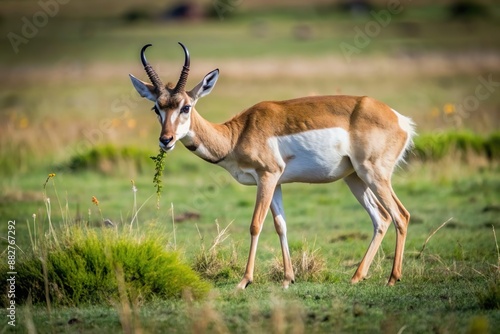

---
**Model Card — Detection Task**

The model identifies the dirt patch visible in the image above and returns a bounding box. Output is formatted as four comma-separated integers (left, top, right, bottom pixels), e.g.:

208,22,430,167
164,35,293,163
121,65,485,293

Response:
330,232,369,243
482,205,500,213
0,189,44,203
175,211,201,223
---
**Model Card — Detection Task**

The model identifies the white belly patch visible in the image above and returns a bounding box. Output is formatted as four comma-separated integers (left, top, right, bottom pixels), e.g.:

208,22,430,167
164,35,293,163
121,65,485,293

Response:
270,128,353,184
218,128,353,186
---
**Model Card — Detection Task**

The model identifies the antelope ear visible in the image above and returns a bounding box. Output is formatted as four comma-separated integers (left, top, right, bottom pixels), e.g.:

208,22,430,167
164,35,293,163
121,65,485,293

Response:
189,69,219,101
129,74,157,101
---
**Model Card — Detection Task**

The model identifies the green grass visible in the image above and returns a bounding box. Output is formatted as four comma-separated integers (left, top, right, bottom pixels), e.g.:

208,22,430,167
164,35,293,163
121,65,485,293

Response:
5,276,500,333
1,3,500,333
1,159,498,332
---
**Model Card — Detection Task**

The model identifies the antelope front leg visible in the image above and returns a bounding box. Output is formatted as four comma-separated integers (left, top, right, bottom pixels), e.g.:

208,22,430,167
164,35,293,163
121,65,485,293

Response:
270,185,295,288
237,173,279,290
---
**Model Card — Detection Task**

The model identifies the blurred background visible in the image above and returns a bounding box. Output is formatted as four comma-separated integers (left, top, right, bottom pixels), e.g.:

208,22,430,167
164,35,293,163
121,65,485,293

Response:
0,0,499,236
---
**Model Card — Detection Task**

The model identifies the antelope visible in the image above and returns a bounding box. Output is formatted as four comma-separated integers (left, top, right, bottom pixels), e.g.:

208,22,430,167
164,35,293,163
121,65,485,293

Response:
129,43,415,289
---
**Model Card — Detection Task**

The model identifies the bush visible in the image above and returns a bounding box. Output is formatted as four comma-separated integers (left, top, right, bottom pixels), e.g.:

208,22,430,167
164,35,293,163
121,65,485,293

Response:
448,1,487,20
61,144,155,175
122,9,152,23
412,131,500,161
484,132,500,161
0,227,210,307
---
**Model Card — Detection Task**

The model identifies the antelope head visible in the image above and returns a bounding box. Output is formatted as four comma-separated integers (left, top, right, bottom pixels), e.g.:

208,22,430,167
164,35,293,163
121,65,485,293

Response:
129,43,219,152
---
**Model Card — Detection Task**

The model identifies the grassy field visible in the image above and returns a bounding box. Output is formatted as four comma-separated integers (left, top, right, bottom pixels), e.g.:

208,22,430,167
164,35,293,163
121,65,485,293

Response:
1,1,499,333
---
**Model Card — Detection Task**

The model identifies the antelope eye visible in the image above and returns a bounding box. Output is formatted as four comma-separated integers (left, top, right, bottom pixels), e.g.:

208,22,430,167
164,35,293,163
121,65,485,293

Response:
181,105,191,114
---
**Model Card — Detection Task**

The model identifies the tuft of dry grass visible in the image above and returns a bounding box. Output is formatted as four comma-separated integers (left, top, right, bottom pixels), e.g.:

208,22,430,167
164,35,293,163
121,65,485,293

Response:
192,221,241,281
269,239,326,283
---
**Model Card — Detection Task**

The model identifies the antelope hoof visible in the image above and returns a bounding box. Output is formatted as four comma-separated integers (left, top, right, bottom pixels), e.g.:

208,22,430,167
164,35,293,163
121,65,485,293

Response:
387,275,401,286
351,273,365,284
236,278,252,290
282,279,294,289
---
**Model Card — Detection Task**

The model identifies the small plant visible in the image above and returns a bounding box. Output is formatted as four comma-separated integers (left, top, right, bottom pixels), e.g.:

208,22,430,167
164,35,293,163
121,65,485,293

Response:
150,149,166,209
42,173,56,189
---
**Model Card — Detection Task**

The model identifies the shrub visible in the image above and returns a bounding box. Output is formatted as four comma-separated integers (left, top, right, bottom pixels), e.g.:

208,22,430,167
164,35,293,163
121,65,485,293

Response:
448,1,487,20
485,132,500,160
0,227,210,307
412,131,500,162
122,9,152,23
61,144,155,175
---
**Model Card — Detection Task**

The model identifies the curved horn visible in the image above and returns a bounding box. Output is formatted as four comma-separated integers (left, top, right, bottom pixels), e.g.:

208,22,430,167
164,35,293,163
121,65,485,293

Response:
173,42,190,94
140,44,166,94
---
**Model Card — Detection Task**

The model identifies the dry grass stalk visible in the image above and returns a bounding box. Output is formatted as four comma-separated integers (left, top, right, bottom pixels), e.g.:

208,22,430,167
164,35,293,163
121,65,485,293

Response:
184,291,229,334
492,225,500,272
209,220,233,253
171,202,176,250
417,217,453,259
270,296,305,334
22,295,36,334
113,264,143,334
271,296,286,334
40,250,52,315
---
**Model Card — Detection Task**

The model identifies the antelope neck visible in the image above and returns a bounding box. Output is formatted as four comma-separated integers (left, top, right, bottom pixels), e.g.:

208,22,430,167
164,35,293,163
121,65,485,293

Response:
181,110,239,164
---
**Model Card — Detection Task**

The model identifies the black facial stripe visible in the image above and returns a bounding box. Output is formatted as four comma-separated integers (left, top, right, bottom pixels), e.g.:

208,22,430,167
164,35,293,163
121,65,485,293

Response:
152,105,160,115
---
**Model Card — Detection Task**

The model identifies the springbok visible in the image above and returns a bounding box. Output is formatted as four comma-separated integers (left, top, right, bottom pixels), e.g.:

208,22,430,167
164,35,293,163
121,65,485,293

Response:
129,43,415,289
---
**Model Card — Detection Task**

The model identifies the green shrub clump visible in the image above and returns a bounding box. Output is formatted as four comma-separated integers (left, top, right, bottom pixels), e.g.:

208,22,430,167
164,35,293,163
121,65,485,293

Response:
412,131,500,161
63,144,155,174
0,228,210,307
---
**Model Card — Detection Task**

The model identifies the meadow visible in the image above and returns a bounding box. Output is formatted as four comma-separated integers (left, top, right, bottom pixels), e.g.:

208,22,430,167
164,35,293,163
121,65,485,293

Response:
0,1,499,333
